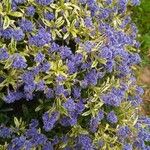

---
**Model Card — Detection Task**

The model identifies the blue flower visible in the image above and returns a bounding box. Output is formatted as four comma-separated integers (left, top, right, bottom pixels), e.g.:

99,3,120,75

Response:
36,0,54,5
11,1,18,11
75,37,81,43
25,92,34,100
107,111,118,124
99,8,111,19
0,126,13,138
26,6,35,16
118,0,128,13
90,110,104,133
8,136,27,150
41,62,51,72
43,142,54,150
81,62,92,70
56,75,65,83
66,60,77,74
59,46,72,59
117,126,130,139
128,95,143,106
75,100,85,114
83,41,95,53
99,46,112,60
72,86,81,98
60,111,78,127
2,28,13,39
120,16,131,28
97,110,104,121
19,19,33,32
49,42,60,52
44,12,55,20
84,17,93,27
102,87,125,107
123,143,132,150
13,0,26,4
0,48,9,60
29,28,51,47
13,29,25,41
60,117,71,127
62,26,67,33
4,91,24,103
90,117,99,133
84,69,98,85
105,0,113,5
88,3,99,16
45,88,54,99
63,98,76,112
29,119,39,128
31,133,47,146
138,116,150,125
131,0,141,6
36,80,45,91
22,71,34,84
138,129,150,142
72,53,83,66
12,54,27,69
42,112,59,131
77,135,93,150
134,139,146,149
136,86,144,96
34,52,45,63
55,85,65,96
79,0,87,4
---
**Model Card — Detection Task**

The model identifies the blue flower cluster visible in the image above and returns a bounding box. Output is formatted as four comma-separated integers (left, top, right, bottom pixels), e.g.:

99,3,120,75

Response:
0,48,9,60
6,120,54,150
0,0,149,149
42,111,59,131
29,28,51,47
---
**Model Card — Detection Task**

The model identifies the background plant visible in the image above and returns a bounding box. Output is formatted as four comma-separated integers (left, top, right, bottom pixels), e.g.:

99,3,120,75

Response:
132,0,150,117
132,0,150,66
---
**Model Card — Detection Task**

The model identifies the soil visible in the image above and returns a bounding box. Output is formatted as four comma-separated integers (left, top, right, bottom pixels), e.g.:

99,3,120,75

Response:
138,67,150,115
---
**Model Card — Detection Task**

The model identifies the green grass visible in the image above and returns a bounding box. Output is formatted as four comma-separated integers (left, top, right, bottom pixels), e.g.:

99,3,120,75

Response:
132,0,150,66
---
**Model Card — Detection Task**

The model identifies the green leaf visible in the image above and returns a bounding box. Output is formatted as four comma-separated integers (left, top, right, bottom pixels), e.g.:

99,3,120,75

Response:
63,32,70,40
4,0,11,13
82,110,91,116
8,11,23,17
56,19,65,28
56,98,61,108
51,30,56,39
35,105,43,112
14,117,20,128
3,16,10,30
71,30,77,38
0,3,3,14
55,16,63,25
4,58,13,69
59,106,68,116
92,60,98,68
55,30,63,38
80,129,89,135
50,4,57,9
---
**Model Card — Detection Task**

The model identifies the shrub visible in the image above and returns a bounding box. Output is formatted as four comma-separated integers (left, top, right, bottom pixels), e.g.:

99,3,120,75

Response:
0,0,149,149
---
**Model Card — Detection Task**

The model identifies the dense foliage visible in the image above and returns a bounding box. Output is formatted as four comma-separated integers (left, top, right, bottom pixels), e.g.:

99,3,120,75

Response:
0,0,150,149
